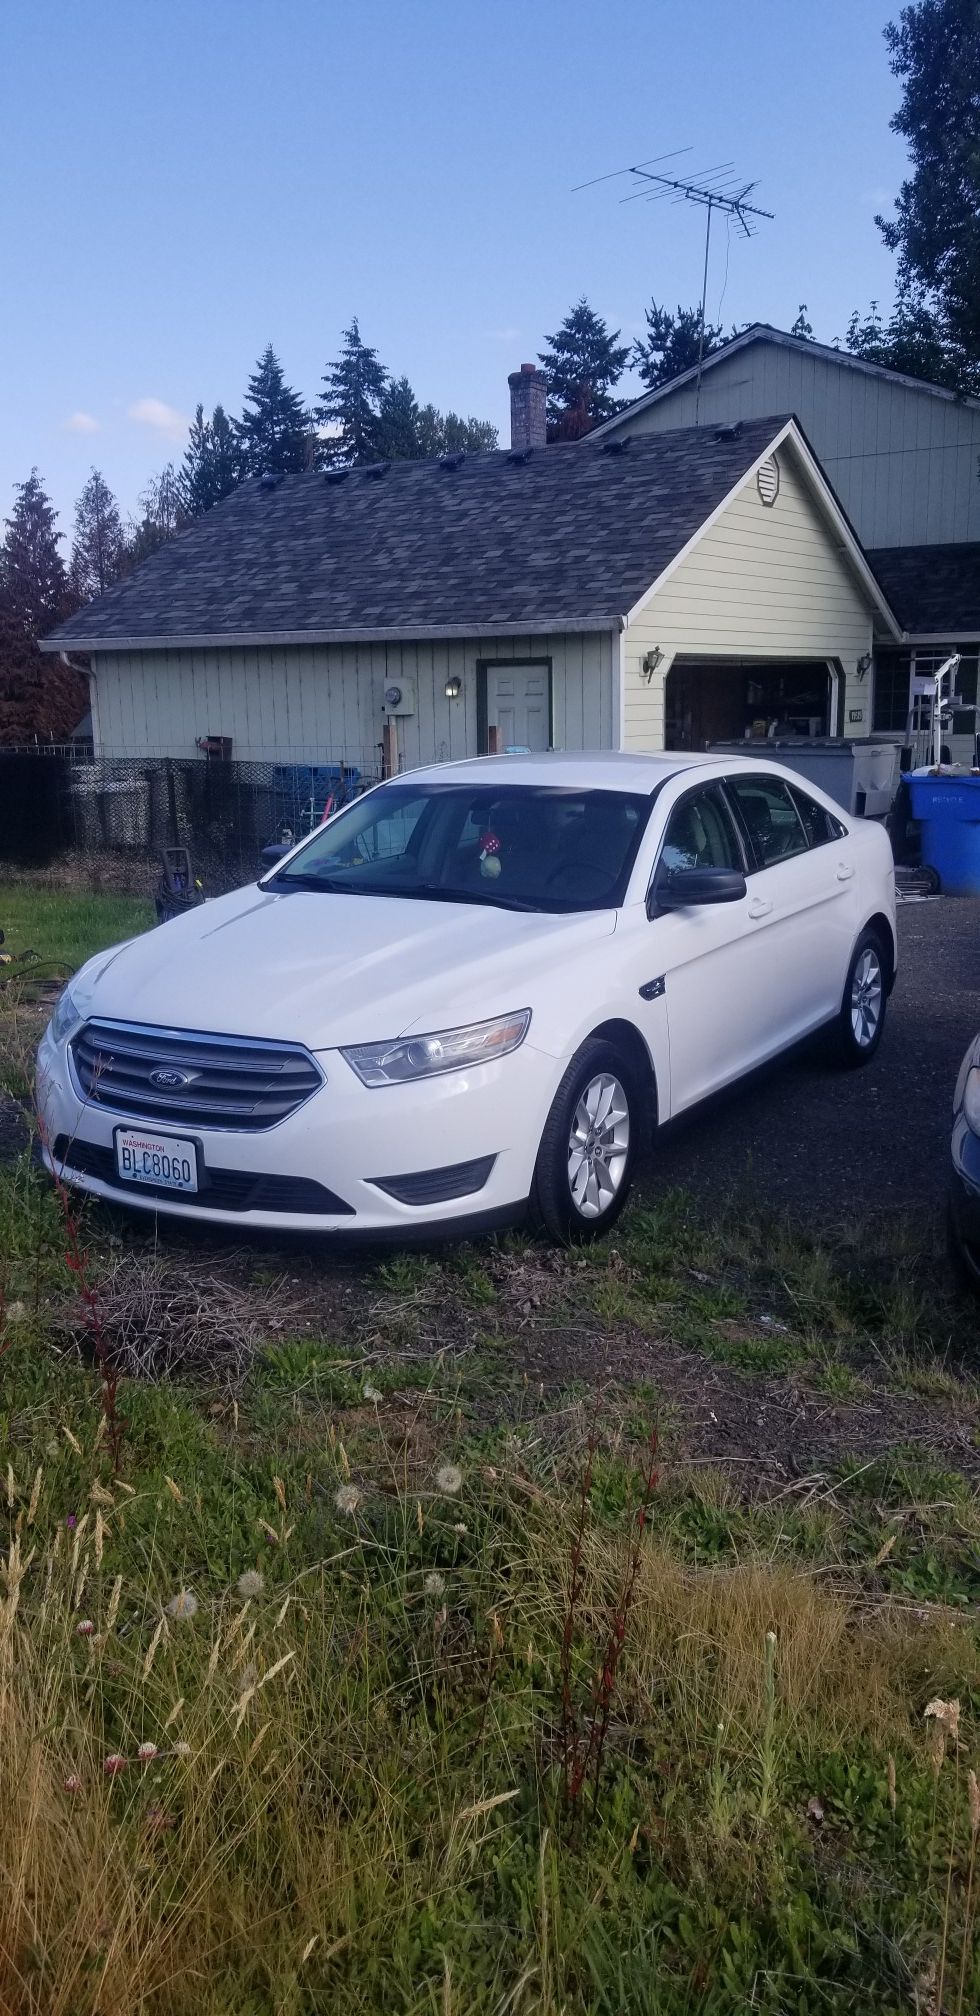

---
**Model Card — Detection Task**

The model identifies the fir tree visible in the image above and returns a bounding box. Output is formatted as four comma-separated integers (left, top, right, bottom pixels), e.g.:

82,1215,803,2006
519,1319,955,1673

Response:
1,469,68,639
538,298,630,431
70,469,124,601
375,376,421,460
236,345,311,478
632,302,724,391
315,318,388,466
179,404,241,516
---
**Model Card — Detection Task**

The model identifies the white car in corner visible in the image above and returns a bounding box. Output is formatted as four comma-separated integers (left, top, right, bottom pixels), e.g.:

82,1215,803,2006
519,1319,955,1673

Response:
37,752,896,1244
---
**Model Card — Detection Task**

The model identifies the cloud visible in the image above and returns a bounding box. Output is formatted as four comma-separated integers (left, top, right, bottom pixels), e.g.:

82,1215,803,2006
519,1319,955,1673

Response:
63,410,100,434
127,396,189,442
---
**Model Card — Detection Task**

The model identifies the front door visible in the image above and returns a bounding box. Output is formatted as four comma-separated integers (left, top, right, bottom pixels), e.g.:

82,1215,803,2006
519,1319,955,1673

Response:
486,663,551,752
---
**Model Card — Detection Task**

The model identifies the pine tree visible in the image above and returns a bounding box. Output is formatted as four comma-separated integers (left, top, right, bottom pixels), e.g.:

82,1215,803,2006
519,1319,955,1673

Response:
236,345,312,478
538,298,630,431
315,318,388,466
179,404,241,516
632,302,724,391
1,469,68,639
70,469,124,601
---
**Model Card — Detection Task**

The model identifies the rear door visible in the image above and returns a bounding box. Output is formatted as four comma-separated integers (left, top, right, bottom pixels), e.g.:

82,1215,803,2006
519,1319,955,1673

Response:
722,772,858,1045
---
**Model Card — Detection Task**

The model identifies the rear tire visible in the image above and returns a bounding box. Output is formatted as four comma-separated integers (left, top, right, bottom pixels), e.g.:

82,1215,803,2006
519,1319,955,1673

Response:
831,929,888,1068
533,1038,639,1244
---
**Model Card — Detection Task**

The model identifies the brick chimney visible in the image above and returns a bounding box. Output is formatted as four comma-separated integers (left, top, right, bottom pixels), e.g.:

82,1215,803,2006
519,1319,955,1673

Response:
508,363,547,452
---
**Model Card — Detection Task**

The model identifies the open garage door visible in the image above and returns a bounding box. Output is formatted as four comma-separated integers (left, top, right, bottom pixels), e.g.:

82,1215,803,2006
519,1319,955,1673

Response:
665,659,836,751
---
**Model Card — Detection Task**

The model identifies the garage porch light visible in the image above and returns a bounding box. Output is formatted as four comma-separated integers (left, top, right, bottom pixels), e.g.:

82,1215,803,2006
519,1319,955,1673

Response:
641,648,664,684
445,675,462,701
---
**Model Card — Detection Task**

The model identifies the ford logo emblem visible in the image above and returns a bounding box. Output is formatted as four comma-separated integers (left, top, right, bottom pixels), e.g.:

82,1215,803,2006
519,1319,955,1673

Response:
149,1067,196,1090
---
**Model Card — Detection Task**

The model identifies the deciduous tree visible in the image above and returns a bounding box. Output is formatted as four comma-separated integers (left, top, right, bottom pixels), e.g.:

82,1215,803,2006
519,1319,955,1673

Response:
632,301,724,391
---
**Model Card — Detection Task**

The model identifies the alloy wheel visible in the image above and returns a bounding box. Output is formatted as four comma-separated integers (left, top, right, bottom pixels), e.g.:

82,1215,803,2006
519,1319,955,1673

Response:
850,946,883,1049
567,1072,630,1219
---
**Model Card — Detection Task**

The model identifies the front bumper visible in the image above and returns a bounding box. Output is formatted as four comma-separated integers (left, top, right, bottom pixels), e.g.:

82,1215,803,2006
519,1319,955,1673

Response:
36,1025,559,1236
949,1114,980,1287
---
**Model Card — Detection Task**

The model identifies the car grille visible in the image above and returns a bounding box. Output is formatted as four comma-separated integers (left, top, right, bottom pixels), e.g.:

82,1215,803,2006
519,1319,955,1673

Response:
52,1136,353,1216
69,1020,323,1132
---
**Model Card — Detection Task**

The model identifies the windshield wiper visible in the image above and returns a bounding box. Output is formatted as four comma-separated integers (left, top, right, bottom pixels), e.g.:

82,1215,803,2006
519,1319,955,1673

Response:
268,872,542,912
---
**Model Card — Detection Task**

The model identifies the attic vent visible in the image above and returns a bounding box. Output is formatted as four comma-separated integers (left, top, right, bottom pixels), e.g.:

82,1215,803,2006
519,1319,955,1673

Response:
600,437,631,456
363,460,391,479
438,451,466,471
757,455,780,507
507,446,533,465
713,421,744,443
259,471,283,489
324,468,349,485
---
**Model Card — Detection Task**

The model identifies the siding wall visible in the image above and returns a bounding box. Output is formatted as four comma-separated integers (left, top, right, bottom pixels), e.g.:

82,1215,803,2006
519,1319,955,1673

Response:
607,341,980,548
91,631,615,766
622,443,875,750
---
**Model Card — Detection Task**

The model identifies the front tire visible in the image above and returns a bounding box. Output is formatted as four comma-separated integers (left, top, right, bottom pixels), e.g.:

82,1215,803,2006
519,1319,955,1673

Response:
831,929,888,1068
533,1038,639,1244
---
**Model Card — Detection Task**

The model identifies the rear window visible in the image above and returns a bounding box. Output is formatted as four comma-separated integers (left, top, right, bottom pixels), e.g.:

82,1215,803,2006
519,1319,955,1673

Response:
789,784,847,847
726,776,809,868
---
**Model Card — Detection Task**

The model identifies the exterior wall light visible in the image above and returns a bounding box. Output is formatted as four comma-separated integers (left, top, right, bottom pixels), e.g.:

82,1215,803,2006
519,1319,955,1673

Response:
856,653,872,679
445,675,462,701
641,647,664,684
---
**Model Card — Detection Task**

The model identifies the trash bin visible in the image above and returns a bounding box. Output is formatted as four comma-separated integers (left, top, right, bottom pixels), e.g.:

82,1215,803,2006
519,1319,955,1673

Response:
903,773,980,896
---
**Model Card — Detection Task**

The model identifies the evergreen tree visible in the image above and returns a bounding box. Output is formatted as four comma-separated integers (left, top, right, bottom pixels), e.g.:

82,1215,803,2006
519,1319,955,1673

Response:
538,298,630,431
315,318,388,466
1,469,68,639
236,344,311,477
375,375,421,460
438,412,498,454
70,469,124,601
877,0,980,384
632,302,724,391
180,403,242,516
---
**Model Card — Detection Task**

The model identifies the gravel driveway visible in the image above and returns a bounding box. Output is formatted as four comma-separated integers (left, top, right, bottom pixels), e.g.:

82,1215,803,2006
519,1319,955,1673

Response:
642,897,980,1226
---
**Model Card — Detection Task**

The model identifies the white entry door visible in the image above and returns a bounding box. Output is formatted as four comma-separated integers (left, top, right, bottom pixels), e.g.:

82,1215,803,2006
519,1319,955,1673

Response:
486,663,551,752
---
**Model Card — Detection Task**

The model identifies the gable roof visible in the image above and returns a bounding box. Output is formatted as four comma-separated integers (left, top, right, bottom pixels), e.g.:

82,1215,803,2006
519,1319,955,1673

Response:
590,323,980,441
868,542,980,640
45,415,867,654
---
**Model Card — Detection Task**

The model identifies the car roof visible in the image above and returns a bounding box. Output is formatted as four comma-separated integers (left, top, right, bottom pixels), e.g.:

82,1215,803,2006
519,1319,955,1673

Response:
397,749,813,795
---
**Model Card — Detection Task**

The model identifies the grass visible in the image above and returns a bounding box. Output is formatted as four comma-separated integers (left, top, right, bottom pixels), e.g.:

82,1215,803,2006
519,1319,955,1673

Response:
0,884,154,972
3,884,980,2012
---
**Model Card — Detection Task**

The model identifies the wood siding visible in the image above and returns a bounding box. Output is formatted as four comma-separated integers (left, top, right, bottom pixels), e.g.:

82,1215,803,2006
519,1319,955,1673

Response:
608,341,980,549
623,443,874,750
90,631,615,765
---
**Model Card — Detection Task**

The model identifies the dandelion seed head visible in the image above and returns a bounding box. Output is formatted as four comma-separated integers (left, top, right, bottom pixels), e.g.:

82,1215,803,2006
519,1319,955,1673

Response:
236,1569,265,1600
435,1463,463,1496
424,1571,445,1597
334,1484,361,1516
166,1589,198,1621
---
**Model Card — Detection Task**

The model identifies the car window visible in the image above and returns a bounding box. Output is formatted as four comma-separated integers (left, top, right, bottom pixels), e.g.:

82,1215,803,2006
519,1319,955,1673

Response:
659,787,742,875
726,776,809,869
789,784,847,848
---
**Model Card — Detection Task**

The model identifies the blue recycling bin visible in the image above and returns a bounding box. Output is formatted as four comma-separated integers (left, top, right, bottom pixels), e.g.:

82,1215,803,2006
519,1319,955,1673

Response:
904,773,980,895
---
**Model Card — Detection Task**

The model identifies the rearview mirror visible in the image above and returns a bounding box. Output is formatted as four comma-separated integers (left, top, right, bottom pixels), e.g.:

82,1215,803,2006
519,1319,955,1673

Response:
649,867,747,915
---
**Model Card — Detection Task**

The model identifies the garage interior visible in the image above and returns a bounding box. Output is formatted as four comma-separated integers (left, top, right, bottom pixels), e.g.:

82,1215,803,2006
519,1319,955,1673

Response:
664,658,842,751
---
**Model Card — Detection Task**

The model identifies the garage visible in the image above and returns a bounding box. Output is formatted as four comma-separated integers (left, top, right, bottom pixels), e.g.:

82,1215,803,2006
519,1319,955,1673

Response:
664,658,842,751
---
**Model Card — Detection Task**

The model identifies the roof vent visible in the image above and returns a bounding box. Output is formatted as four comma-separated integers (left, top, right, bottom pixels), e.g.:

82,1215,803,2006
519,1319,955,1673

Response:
600,437,631,456
363,460,392,479
438,451,466,471
713,421,744,442
259,471,283,489
507,445,533,465
324,467,349,485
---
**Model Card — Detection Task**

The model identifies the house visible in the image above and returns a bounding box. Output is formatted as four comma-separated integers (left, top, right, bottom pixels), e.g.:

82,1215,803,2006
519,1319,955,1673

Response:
592,325,980,762
42,380,899,769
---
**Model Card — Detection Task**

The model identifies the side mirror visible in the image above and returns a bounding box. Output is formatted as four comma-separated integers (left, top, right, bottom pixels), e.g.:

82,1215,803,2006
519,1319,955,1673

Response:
648,867,747,915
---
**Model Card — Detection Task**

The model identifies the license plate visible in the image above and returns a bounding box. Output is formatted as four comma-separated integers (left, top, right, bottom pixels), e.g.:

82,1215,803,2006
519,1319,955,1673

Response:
115,1128,198,1194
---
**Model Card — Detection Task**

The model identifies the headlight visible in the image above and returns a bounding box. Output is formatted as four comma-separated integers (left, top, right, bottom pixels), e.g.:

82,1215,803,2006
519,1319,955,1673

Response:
964,1066,980,1136
341,1009,531,1088
47,984,83,1047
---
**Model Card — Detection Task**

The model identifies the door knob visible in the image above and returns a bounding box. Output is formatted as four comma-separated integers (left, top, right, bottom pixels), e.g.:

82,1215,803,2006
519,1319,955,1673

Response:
747,896,773,919
836,862,855,881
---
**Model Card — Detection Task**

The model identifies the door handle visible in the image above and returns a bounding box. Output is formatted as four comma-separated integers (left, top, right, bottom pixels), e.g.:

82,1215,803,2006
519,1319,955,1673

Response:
835,862,855,882
747,896,773,919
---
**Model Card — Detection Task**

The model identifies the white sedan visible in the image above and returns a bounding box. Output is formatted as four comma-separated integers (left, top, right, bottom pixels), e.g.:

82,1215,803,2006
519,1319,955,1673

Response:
37,752,896,1243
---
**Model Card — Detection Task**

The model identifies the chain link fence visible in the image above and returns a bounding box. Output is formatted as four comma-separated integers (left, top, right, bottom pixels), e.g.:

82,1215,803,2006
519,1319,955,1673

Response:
0,750,383,887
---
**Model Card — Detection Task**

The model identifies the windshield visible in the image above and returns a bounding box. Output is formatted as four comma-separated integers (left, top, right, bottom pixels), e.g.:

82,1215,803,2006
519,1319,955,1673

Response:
266,783,652,912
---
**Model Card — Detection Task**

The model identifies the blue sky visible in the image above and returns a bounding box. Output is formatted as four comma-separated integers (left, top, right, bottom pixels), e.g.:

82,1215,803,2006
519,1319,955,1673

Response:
1,0,907,539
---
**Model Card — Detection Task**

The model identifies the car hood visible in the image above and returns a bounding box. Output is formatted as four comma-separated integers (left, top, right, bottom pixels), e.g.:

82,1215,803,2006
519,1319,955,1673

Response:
74,883,618,1048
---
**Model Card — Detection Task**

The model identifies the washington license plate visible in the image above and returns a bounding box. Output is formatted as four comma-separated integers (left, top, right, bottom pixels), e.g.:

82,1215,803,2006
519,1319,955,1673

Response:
115,1128,198,1193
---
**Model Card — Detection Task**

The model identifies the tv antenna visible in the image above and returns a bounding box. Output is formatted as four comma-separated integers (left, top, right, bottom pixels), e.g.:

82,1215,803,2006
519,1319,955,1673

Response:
574,149,774,420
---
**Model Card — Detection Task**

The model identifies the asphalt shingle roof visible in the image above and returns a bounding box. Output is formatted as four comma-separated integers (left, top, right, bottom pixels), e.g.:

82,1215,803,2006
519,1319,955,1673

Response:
867,543,980,638
44,417,790,651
